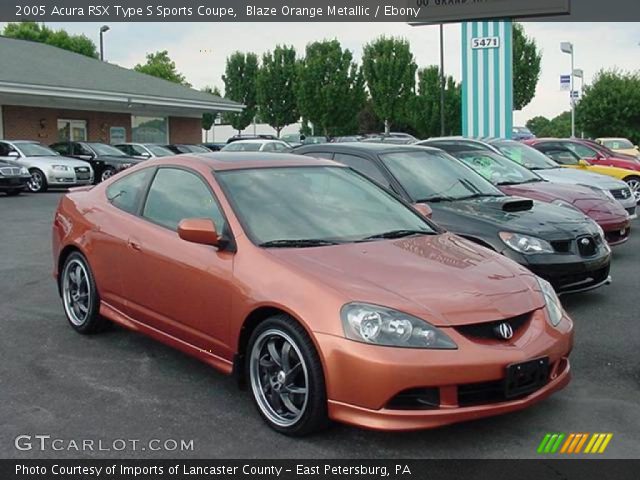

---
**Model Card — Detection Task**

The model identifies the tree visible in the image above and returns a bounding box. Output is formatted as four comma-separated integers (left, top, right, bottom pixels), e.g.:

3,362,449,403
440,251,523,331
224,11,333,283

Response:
222,52,259,133
513,23,542,111
134,51,191,86
577,69,640,143
525,116,552,137
3,22,98,58
411,66,462,139
362,37,417,134
525,111,574,138
202,86,222,131
296,40,365,136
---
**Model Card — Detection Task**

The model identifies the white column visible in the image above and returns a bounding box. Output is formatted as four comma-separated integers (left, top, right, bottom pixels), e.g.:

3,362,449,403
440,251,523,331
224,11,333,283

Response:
0,105,4,139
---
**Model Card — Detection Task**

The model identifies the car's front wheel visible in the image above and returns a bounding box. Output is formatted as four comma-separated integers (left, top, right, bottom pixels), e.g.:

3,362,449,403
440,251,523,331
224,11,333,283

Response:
27,169,47,193
100,167,116,183
60,251,107,334
247,314,329,436
624,175,640,202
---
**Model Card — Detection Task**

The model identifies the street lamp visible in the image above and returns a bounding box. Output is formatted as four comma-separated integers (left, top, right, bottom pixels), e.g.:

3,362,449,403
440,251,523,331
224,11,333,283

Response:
439,24,446,136
99,25,110,61
560,41,575,137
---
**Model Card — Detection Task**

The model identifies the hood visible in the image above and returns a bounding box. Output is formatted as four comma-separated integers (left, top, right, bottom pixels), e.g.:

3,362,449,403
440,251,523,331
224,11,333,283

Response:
23,155,92,168
430,196,596,241
267,233,543,327
536,168,628,190
499,182,628,219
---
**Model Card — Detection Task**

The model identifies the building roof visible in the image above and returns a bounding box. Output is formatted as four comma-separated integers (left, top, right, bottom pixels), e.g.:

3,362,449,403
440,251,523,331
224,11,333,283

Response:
0,36,243,117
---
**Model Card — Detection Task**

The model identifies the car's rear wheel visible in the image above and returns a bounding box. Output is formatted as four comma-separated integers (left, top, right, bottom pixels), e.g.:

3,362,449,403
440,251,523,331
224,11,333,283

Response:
100,167,116,183
247,314,328,436
624,176,640,202
27,169,47,193
60,251,107,334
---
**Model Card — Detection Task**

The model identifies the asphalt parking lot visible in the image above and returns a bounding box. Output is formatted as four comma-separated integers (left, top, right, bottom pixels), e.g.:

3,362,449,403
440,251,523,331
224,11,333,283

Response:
1,192,638,459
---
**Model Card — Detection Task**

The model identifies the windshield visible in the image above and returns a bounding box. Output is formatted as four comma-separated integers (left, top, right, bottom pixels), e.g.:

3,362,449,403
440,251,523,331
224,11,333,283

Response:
17,143,59,157
222,142,263,152
493,140,560,170
147,145,174,157
184,145,210,153
87,143,127,157
453,151,541,185
379,150,503,202
603,139,634,150
217,166,436,246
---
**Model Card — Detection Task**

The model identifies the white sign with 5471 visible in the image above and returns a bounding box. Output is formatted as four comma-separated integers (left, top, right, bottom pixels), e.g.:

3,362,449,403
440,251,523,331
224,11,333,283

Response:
471,36,500,50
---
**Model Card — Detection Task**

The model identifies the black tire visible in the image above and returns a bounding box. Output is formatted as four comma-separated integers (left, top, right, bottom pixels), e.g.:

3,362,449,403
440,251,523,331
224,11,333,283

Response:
27,169,48,193
6,189,22,196
100,167,116,183
246,314,329,436
59,251,108,334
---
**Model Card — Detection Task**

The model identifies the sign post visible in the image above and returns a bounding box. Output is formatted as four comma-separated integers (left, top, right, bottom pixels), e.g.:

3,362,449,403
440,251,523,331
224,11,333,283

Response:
461,20,513,138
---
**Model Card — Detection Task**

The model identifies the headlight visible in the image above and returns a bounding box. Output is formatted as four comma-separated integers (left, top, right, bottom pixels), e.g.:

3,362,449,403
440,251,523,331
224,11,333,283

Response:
20,167,29,175
341,303,457,349
581,184,615,200
551,199,581,212
537,277,563,327
51,165,70,171
499,232,554,254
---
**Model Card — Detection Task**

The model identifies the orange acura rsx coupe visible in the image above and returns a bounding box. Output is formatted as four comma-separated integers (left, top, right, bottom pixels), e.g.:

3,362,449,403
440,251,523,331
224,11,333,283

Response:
52,153,573,435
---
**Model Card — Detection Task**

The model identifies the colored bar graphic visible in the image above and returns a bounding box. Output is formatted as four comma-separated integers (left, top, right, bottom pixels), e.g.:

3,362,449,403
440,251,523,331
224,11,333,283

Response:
539,433,613,454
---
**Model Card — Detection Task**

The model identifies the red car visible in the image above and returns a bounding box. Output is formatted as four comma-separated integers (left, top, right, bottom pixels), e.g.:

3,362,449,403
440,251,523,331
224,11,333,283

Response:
526,138,640,173
449,150,632,245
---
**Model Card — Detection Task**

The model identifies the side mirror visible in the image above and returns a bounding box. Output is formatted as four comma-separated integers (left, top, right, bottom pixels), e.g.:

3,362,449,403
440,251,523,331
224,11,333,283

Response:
178,218,220,247
578,159,591,167
140,152,152,159
7,151,19,158
413,203,433,219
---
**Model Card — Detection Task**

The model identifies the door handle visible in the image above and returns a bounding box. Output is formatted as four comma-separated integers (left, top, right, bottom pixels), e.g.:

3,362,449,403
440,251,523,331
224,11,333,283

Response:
127,239,142,251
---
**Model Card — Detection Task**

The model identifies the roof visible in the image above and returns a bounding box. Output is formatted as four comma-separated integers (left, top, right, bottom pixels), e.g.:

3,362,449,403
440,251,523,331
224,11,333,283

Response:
0,36,242,115
298,142,441,155
184,152,341,171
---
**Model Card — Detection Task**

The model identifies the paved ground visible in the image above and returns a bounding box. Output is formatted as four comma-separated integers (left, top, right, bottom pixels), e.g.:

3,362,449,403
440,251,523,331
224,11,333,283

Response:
1,192,638,459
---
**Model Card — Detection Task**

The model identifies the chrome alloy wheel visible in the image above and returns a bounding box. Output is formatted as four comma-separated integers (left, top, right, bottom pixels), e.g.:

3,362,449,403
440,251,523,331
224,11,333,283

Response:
101,168,115,182
626,178,640,202
250,329,309,427
62,259,92,326
27,170,44,192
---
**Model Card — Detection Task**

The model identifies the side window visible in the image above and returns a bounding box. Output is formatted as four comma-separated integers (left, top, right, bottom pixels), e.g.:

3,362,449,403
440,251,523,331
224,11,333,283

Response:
261,143,276,152
106,168,154,214
566,143,597,159
143,168,226,232
74,144,93,156
52,143,70,155
118,145,133,155
544,149,578,165
273,142,288,151
333,153,391,188
303,152,333,160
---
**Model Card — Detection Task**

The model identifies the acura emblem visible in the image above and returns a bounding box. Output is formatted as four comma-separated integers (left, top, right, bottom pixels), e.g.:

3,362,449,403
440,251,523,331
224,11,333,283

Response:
495,322,514,340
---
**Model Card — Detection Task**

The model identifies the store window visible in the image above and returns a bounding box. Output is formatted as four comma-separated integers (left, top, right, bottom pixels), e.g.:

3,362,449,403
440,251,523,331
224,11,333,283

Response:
58,120,87,141
132,116,168,144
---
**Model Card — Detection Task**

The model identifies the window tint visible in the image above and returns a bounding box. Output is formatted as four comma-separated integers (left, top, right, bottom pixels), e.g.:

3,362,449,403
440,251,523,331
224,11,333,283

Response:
106,168,154,214
51,143,70,155
74,143,93,156
261,142,276,152
334,153,391,188
143,168,226,232
565,142,597,159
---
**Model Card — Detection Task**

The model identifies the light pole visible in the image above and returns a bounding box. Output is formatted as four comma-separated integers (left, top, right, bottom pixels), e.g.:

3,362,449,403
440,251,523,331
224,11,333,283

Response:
439,24,446,136
99,25,110,61
560,42,575,137
573,68,584,94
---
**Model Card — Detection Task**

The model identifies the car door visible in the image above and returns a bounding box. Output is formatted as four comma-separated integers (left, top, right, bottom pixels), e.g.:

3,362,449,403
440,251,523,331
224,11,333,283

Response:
120,166,235,356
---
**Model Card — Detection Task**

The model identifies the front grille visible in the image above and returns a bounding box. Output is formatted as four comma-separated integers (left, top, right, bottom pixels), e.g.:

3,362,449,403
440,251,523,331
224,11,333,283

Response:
611,187,632,200
577,235,597,257
455,313,531,340
552,265,610,293
551,240,572,253
0,166,21,176
627,207,637,217
74,167,91,180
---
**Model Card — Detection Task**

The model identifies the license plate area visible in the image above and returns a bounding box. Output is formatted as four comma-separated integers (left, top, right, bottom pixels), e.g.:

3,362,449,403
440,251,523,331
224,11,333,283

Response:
504,357,549,399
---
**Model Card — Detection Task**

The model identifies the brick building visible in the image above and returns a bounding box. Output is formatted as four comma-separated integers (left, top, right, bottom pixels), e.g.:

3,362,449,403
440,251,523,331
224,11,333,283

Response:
0,36,242,145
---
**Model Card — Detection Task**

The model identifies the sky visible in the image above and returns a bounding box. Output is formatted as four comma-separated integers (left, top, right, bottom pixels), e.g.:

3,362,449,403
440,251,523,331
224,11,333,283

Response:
4,21,640,125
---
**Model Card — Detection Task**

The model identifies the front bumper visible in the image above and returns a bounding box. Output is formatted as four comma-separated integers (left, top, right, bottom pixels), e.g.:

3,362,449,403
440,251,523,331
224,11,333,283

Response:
316,308,573,431
599,218,631,246
47,170,93,188
502,246,611,295
0,176,29,191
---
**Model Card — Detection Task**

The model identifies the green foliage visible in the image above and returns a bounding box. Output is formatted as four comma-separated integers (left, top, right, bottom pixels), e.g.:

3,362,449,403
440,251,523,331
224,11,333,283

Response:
134,51,191,86
526,111,573,138
222,52,259,132
3,22,98,58
202,86,222,131
410,66,462,139
577,69,640,143
362,37,417,133
296,40,365,136
513,23,542,111
257,45,299,136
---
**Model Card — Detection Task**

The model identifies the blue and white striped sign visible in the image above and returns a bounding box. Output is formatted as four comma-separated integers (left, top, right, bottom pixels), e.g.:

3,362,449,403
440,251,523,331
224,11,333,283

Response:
462,20,513,139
